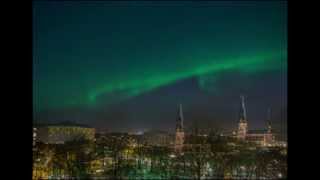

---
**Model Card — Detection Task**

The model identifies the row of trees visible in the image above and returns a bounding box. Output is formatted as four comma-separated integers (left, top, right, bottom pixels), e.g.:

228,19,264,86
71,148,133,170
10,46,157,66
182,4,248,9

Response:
178,131,287,179
33,138,95,179
94,131,287,179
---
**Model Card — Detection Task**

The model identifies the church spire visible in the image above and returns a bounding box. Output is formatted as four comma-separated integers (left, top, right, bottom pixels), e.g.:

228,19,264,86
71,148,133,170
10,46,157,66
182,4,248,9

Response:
267,108,271,122
239,95,247,122
175,104,185,152
176,104,184,132
237,95,248,140
267,108,272,133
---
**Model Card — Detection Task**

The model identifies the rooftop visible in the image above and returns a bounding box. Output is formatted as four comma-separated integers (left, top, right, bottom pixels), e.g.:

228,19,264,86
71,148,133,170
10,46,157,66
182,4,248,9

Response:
33,121,92,128
247,129,269,134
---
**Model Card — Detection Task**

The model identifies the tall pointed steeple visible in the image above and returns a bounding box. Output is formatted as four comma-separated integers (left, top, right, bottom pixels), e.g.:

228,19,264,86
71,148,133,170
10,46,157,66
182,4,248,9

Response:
176,104,184,132
175,104,185,152
264,107,275,146
239,95,247,122
267,108,272,133
267,108,271,122
237,95,248,140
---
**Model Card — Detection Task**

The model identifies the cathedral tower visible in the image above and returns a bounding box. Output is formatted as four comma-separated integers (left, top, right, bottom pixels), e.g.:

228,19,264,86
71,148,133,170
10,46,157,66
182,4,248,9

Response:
267,108,272,133
237,95,248,140
175,104,185,152
265,108,275,146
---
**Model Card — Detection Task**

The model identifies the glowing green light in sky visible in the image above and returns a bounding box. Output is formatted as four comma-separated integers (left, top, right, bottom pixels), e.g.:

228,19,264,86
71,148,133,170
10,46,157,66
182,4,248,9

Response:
88,50,286,106
33,1,287,112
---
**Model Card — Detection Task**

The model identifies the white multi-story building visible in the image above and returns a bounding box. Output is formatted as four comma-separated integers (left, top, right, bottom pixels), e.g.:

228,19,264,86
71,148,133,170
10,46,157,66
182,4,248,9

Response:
35,122,95,144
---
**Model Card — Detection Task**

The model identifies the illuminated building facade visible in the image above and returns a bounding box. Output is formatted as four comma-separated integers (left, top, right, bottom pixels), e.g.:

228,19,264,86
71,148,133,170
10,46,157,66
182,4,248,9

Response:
142,130,173,146
236,96,276,147
35,122,95,144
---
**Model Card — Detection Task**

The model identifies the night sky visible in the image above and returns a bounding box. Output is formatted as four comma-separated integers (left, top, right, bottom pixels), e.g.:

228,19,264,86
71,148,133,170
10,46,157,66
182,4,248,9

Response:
33,1,287,134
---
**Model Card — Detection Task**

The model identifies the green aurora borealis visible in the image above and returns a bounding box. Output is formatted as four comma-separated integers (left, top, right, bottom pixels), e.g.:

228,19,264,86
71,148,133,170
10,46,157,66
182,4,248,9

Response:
33,1,287,122
89,51,286,105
